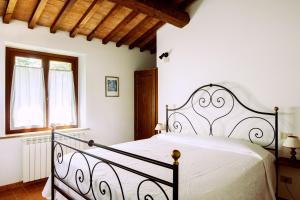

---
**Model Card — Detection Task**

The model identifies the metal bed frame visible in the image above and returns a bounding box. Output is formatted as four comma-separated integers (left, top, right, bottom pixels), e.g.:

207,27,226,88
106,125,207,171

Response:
51,131,180,200
166,83,279,198
51,83,279,200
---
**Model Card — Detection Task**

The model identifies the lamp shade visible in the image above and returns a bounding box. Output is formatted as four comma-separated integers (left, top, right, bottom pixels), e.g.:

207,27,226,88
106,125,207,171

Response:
283,136,300,148
155,123,165,131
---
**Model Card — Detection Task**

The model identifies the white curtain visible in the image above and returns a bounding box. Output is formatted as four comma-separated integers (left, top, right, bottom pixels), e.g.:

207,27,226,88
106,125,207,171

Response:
48,69,76,126
10,65,46,129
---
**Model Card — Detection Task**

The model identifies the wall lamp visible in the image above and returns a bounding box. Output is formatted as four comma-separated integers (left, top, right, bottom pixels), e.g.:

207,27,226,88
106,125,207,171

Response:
159,52,169,60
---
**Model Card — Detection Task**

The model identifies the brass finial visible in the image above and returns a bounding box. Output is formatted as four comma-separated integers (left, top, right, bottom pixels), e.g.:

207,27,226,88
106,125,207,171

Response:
274,107,279,112
88,140,95,147
172,150,181,165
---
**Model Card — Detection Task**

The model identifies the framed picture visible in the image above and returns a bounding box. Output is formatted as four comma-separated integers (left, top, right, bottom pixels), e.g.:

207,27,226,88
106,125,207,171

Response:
105,76,119,97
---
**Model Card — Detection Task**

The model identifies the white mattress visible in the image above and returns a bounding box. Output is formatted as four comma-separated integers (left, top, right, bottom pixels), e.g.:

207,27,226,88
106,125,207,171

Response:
43,133,276,200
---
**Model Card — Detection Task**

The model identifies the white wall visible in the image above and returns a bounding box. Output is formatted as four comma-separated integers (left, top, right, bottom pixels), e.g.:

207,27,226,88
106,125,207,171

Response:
157,0,300,198
157,0,300,139
0,20,155,186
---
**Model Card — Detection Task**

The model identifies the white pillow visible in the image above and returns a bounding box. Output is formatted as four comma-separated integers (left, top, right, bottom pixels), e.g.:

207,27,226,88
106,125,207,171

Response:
154,132,274,160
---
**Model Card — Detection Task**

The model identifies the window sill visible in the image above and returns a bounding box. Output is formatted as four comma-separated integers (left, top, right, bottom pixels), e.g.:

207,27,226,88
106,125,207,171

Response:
0,128,90,140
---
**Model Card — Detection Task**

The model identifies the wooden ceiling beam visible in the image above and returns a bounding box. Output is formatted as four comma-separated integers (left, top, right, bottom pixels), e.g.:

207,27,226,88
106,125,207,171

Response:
145,0,194,54
3,0,18,24
87,4,119,41
102,11,139,45
150,48,156,54
28,0,48,29
173,0,185,6
140,38,156,52
138,33,156,49
70,0,101,38
107,0,189,28
116,16,151,47
129,21,164,49
178,0,196,10
50,0,77,33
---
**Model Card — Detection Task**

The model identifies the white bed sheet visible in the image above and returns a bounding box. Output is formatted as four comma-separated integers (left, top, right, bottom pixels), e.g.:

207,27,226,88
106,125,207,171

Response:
43,133,276,200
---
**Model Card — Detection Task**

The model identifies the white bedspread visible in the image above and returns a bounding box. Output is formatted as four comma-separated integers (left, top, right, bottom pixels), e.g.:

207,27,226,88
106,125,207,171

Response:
43,134,275,200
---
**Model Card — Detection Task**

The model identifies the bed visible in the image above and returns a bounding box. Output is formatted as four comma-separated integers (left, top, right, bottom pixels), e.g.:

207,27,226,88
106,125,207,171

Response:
43,83,279,200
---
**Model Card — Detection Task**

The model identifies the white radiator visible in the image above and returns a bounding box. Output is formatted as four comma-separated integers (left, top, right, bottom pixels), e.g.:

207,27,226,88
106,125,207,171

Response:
22,131,87,183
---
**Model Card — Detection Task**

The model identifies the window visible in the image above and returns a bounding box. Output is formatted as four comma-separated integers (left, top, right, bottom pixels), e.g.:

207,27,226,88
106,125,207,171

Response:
6,48,78,134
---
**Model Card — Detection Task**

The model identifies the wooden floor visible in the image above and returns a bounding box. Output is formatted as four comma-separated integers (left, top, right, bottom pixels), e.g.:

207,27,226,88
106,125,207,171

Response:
0,180,47,200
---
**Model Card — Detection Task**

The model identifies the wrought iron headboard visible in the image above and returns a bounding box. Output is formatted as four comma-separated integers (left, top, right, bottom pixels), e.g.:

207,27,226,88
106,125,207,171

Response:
166,83,278,151
166,84,279,198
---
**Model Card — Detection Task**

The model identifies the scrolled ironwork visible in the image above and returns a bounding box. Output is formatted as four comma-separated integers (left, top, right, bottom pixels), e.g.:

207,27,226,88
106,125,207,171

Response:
52,141,174,200
197,89,211,108
137,179,169,200
54,142,64,164
99,181,112,198
172,121,182,133
249,128,264,140
191,88,235,136
228,116,275,148
53,143,93,197
168,87,235,136
166,84,277,149
168,112,197,134
75,168,91,196
90,161,125,200
210,89,235,134
53,142,68,179
53,142,120,199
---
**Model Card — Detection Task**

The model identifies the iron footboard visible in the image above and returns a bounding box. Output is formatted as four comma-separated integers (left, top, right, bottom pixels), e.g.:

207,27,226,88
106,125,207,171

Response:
51,128,180,200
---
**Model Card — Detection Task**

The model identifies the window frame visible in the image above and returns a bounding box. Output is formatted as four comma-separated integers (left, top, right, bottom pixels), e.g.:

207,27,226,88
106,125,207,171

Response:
6,47,78,134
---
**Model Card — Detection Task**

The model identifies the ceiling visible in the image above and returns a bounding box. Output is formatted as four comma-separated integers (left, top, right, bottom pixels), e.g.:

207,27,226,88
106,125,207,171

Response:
1,0,194,54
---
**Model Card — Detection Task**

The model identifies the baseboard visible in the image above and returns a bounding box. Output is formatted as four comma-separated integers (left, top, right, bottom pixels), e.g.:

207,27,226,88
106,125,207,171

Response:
0,178,47,192
0,181,23,193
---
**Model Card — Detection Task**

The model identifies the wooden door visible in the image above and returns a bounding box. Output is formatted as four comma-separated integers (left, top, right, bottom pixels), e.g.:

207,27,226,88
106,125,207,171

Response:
134,68,158,140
